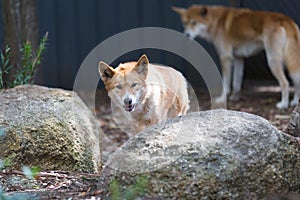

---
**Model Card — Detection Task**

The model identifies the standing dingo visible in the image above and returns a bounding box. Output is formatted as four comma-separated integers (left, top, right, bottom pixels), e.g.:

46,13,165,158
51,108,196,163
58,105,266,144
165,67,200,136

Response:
173,5,300,109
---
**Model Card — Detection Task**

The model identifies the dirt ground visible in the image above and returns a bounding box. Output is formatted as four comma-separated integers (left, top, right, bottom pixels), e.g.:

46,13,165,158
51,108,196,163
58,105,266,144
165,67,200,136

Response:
1,81,297,199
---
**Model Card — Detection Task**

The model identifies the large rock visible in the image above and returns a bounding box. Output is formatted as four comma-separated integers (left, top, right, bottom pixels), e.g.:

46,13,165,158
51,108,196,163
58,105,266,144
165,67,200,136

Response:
287,104,300,137
0,85,101,173
101,109,300,199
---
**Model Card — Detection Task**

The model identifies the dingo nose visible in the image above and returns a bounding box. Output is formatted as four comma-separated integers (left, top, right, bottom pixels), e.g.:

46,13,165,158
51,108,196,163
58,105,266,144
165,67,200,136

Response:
124,97,132,105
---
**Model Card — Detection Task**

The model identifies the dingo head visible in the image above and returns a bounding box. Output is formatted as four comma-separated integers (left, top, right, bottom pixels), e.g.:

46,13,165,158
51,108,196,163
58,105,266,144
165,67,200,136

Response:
172,5,211,40
98,54,149,112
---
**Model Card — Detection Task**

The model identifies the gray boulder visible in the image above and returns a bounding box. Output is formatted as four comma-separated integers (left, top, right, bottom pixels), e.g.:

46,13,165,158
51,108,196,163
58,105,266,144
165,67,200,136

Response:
287,104,300,137
0,85,101,173
101,109,300,199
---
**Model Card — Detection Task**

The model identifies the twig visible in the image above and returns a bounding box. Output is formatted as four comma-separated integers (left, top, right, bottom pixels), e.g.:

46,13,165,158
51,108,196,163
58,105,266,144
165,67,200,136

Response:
0,170,101,179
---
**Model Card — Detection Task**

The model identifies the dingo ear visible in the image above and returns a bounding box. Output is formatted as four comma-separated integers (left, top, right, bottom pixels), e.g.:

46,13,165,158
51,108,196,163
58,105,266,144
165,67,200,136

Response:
134,54,149,79
172,6,186,15
98,61,115,83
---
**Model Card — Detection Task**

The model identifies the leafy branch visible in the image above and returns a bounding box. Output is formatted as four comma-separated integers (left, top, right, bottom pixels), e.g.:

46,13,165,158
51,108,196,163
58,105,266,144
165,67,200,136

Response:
0,46,12,89
0,32,48,89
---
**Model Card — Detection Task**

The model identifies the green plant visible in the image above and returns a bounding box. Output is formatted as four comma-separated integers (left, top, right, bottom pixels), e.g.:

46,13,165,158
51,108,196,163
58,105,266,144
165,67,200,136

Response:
0,187,36,200
21,166,41,179
110,179,120,200
0,32,48,89
0,45,12,89
13,33,48,87
0,187,7,200
109,176,148,200
0,165,41,200
0,158,11,170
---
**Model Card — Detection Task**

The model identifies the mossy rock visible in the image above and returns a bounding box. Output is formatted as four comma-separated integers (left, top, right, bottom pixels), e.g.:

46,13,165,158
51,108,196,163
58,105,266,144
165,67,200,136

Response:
0,85,101,173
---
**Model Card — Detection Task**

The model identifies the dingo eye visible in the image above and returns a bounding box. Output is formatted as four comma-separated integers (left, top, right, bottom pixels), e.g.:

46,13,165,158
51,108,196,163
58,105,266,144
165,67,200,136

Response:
131,83,138,88
116,85,122,89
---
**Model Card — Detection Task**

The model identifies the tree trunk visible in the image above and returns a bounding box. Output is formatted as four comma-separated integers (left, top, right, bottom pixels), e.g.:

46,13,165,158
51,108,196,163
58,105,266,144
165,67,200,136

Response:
287,104,300,137
2,0,39,87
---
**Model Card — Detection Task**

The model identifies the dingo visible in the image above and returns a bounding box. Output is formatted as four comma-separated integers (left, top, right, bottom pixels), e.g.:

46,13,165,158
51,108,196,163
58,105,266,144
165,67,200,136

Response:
173,5,300,109
98,54,190,133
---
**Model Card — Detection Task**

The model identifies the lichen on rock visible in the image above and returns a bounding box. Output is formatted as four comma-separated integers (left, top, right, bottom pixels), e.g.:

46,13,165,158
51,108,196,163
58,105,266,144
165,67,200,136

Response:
0,85,101,173
101,109,300,199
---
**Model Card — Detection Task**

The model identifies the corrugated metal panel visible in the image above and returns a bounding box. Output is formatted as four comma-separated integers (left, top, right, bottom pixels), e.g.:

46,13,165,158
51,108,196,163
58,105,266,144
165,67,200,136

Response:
0,0,3,49
35,0,231,89
1,0,300,88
